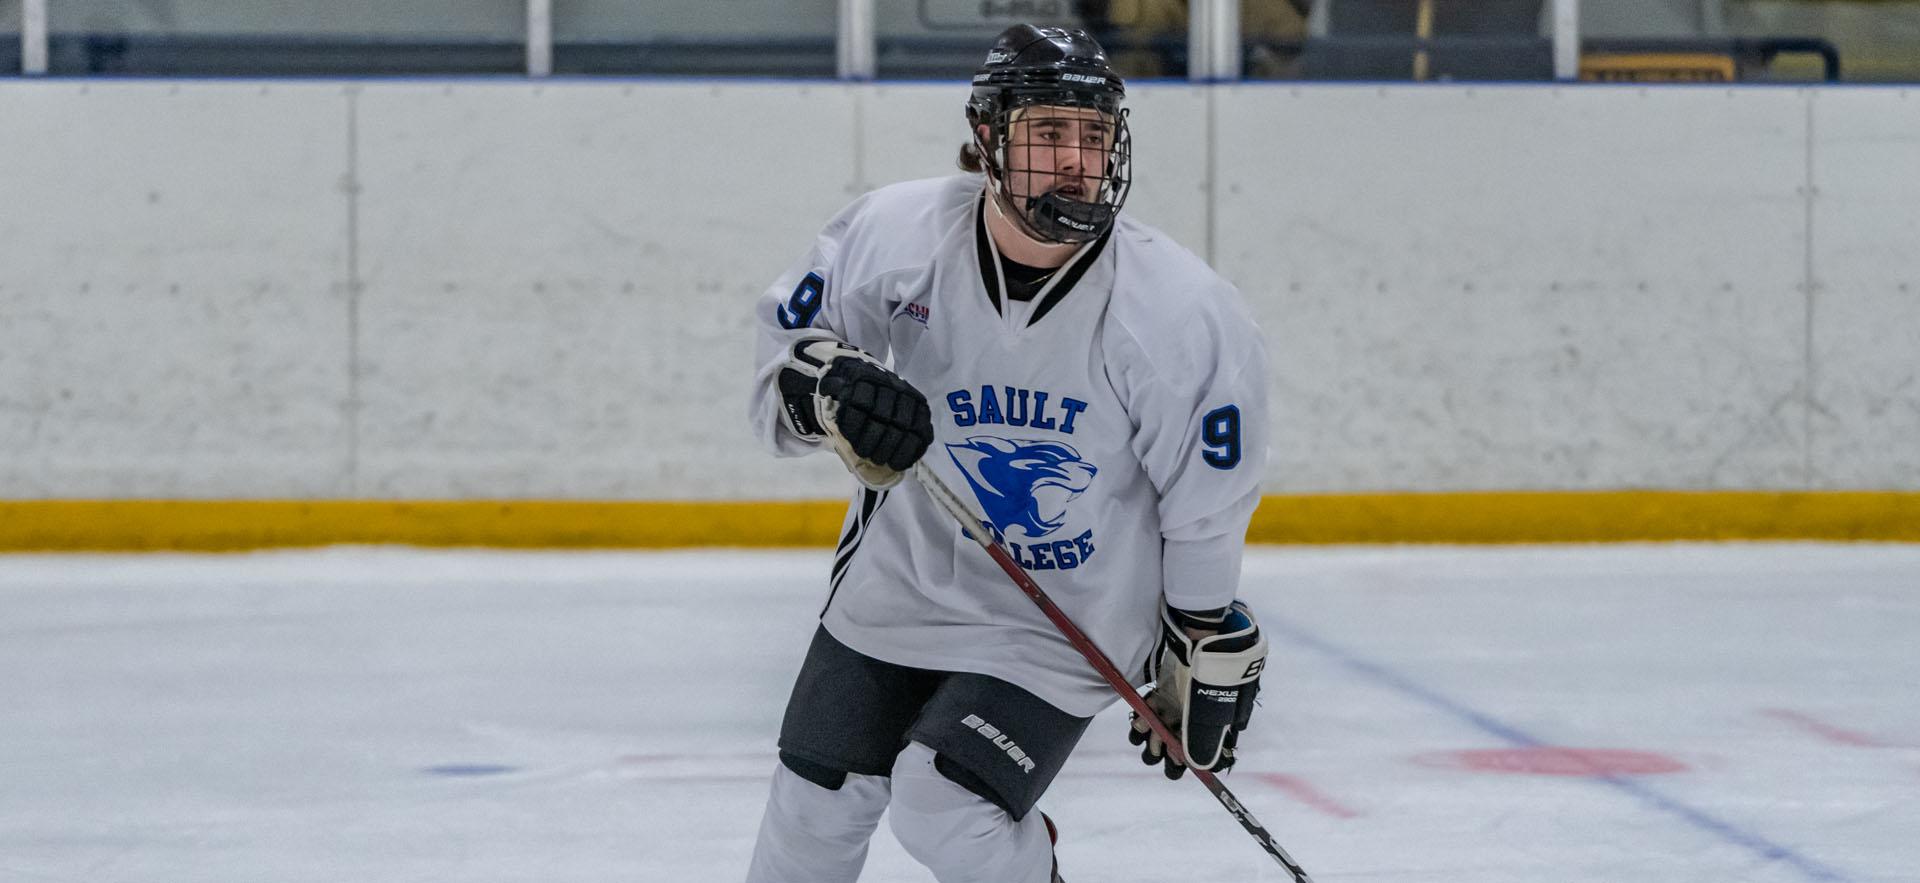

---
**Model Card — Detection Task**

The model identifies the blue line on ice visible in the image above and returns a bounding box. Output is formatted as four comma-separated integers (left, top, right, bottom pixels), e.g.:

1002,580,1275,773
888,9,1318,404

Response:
1265,616,1854,883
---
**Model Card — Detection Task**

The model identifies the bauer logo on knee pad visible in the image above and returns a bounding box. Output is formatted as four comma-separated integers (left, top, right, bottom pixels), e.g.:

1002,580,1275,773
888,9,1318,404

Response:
962,713,1037,774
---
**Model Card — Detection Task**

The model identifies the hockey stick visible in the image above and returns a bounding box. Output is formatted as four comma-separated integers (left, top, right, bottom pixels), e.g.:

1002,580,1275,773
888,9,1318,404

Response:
910,463,1316,882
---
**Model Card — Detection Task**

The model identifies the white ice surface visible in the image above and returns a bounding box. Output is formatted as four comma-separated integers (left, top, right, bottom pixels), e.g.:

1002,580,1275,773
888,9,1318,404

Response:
2,544,1917,883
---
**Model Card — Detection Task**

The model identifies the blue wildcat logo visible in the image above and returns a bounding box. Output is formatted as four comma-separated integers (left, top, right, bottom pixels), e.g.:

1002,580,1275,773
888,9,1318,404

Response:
945,436,1097,540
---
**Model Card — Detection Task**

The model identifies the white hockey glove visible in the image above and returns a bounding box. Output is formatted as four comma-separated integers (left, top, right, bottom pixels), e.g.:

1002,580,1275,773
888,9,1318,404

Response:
777,338,934,490
1129,600,1267,778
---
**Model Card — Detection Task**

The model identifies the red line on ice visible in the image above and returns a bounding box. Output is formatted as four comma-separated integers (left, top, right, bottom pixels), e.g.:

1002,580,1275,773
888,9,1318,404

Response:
1413,747,1687,777
1758,708,1890,748
1254,772,1361,819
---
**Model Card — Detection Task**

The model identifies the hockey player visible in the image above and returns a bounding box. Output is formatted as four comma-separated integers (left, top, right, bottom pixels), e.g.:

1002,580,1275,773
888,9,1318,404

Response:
746,24,1270,883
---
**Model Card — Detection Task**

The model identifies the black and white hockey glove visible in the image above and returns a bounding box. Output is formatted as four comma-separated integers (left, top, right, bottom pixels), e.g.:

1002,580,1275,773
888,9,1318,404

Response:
1129,600,1267,779
778,338,934,490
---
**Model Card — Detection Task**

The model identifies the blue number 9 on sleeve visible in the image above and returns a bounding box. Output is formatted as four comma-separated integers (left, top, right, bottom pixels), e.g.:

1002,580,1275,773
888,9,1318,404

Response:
1201,405,1241,470
776,272,827,330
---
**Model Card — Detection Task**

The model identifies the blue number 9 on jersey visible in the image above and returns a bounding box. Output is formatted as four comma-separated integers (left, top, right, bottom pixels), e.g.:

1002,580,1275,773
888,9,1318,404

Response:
777,272,827,329
1201,405,1240,470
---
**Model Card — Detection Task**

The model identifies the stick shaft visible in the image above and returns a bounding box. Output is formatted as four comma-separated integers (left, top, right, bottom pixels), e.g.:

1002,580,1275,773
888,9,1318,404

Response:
909,464,1315,882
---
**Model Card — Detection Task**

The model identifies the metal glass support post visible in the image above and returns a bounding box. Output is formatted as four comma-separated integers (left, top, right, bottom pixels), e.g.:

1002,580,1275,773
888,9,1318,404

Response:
526,0,553,77
1190,0,1242,82
23,0,49,75
838,0,875,80
1188,0,1209,82
1553,0,1581,80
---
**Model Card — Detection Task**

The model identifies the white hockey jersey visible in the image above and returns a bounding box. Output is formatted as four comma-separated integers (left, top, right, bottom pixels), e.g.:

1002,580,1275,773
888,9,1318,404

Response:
750,174,1268,717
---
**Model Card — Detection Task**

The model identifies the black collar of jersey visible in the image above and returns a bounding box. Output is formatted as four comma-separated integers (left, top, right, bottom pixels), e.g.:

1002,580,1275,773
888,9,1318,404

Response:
975,196,1111,327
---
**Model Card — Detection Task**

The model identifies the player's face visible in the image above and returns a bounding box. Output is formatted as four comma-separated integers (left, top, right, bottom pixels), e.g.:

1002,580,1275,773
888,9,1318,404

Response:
994,106,1115,204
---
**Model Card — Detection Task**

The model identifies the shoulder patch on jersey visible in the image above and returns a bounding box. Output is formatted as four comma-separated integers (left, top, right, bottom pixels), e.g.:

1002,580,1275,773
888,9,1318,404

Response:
946,436,1097,540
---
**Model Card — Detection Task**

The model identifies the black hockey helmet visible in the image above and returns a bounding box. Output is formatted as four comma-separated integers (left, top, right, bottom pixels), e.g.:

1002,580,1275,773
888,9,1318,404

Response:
966,24,1132,244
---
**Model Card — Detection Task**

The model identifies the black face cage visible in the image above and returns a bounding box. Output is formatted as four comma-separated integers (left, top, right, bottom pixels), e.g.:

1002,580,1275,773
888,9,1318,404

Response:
972,96,1132,245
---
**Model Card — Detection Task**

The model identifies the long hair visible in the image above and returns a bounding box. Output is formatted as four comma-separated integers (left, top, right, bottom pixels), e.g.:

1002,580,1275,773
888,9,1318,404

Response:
956,141,986,173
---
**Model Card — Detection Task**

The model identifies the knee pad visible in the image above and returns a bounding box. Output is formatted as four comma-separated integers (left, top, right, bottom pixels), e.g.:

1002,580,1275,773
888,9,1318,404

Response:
763,759,892,846
887,743,1053,883
886,743,988,864
748,761,892,883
